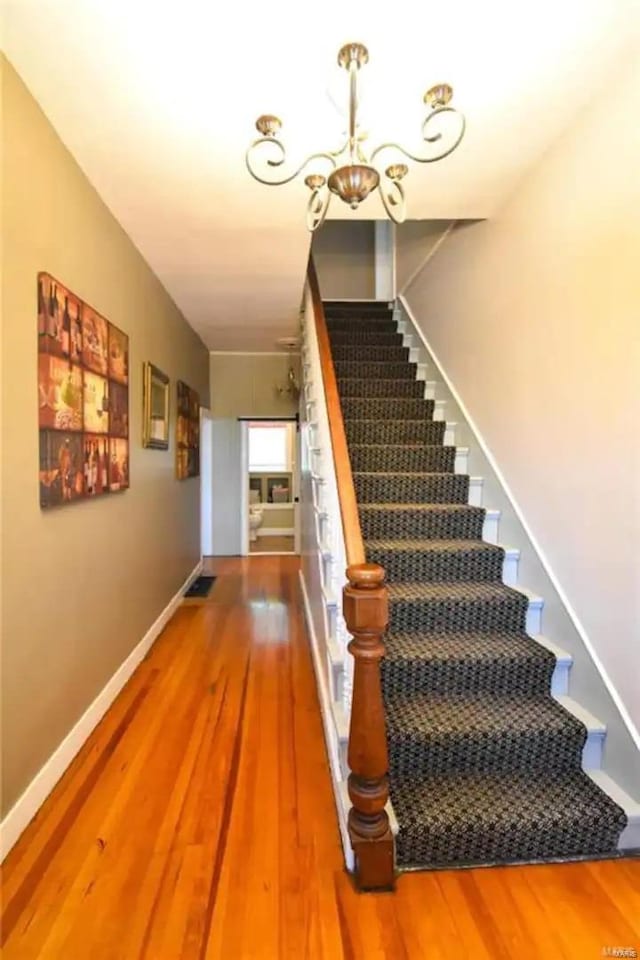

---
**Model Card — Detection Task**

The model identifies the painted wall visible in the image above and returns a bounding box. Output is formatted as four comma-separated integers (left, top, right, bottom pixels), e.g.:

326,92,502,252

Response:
1,60,209,815
209,419,243,555
313,221,375,299
208,354,300,554
396,220,453,293
404,49,640,737
209,353,299,418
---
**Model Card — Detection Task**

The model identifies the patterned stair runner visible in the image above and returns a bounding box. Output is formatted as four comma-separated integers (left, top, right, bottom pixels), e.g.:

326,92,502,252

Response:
325,301,627,869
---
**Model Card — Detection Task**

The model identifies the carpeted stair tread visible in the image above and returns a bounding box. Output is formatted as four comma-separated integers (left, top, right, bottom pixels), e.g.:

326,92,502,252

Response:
347,421,446,446
388,580,525,603
354,473,469,505
329,330,403,346
325,302,393,320
382,629,555,695
331,344,410,362
342,397,435,420
384,690,586,777
337,378,425,398
365,538,503,582
387,580,528,632
351,445,455,474
391,771,627,867
359,503,485,541
327,318,398,333
334,361,418,380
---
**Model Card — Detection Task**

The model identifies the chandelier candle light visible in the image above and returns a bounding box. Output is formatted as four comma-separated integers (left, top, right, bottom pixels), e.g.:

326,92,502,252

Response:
246,42,466,231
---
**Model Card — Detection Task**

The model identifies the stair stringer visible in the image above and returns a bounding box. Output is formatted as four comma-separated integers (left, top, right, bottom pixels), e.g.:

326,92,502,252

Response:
397,295,640,835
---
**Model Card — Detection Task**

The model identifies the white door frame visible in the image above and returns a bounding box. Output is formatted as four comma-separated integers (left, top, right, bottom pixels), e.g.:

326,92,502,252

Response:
240,417,300,556
200,407,213,557
240,421,250,556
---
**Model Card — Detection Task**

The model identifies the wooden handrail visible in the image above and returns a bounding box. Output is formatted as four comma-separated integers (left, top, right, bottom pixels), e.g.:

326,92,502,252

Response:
307,256,365,567
307,256,395,891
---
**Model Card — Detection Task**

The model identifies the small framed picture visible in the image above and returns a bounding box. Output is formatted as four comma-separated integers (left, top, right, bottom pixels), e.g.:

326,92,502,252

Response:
143,362,170,449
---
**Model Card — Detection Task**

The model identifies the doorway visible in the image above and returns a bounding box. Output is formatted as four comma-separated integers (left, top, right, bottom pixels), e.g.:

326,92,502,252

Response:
240,419,299,556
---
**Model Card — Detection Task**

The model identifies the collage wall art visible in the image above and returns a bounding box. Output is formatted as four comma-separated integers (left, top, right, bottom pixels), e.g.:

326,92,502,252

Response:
38,273,130,508
38,272,201,506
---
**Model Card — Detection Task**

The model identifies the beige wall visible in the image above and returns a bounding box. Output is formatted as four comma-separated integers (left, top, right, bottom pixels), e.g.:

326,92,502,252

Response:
396,220,454,293
209,353,299,418
404,50,640,734
1,60,209,814
256,506,294,529
312,221,375,299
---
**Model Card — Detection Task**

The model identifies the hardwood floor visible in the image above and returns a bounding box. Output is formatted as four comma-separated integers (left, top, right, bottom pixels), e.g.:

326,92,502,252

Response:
249,535,295,554
2,555,639,959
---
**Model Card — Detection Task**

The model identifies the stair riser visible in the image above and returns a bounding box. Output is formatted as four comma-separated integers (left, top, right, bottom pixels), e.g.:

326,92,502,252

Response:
359,507,485,541
388,594,528,633
483,510,500,544
338,379,426,399
382,656,555,697
346,421,446,445
355,474,470,505
394,817,624,869
331,345,410,362
350,446,455,474
342,398,435,420
334,361,418,380
367,546,504,583
454,448,468,474
387,726,586,778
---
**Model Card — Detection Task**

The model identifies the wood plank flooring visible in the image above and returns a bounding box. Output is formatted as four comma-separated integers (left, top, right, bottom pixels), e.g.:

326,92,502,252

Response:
2,556,639,959
249,536,295,554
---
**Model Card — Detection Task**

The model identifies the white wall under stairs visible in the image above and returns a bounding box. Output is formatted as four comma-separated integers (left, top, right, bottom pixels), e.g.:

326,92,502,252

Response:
397,298,640,848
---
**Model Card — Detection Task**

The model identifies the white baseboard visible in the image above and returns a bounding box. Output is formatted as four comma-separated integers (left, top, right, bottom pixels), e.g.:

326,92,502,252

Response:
0,560,203,862
257,527,295,537
298,569,354,871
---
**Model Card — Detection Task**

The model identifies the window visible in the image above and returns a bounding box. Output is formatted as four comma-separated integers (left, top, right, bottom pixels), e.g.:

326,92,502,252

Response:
249,424,289,472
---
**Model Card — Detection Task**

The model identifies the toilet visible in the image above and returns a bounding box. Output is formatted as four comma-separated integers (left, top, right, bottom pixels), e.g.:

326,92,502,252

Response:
248,505,264,542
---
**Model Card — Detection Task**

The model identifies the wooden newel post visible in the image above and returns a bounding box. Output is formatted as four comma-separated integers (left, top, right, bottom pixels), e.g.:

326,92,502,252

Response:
343,562,395,890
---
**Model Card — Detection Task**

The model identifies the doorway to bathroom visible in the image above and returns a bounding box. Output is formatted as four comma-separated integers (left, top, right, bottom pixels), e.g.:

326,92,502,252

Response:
239,418,299,556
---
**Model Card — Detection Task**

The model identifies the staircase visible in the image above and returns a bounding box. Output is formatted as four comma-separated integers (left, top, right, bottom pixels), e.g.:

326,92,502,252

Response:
325,300,629,870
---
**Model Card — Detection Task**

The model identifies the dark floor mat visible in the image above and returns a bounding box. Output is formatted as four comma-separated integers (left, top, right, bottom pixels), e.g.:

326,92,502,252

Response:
184,575,216,598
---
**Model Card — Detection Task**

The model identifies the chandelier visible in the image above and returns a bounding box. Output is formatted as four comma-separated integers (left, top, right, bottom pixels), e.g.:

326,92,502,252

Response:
246,42,465,232
274,339,300,400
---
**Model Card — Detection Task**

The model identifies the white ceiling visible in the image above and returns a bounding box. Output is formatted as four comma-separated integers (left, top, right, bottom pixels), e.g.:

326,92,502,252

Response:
2,0,636,350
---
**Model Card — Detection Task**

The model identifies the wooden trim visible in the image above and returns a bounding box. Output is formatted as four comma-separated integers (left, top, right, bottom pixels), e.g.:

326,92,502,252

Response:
307,256,395,891
307,257,365,567
343,564,394,890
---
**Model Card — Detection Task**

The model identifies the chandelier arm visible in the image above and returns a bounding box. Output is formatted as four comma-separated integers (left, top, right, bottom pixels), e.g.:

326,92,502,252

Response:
246,137,340,187
370,109,466,166
379,177,407,225
327,137,350,158
306,183,332,232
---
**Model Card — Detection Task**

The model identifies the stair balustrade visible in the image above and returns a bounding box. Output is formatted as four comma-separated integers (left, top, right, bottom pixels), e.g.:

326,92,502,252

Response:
301,258,395,890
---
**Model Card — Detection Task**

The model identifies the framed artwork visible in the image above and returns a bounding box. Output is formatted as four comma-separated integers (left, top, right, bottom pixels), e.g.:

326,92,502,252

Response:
143,362,170,449
176,380,199,479
37,273,130,508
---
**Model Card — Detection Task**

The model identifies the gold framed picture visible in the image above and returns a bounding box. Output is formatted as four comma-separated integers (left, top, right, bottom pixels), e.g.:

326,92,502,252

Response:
142,362,170,450
176,380,199,479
